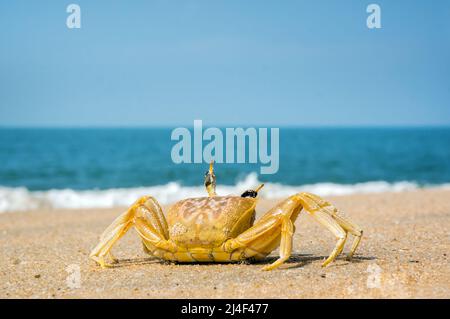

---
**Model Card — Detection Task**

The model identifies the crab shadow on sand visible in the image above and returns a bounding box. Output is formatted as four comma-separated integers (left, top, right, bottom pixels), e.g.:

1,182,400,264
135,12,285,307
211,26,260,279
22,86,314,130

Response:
256,253,376,269
106,253,376,269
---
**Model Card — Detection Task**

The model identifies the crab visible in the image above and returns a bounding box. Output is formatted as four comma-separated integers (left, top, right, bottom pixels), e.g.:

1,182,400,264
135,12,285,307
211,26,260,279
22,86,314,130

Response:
90,162,363,270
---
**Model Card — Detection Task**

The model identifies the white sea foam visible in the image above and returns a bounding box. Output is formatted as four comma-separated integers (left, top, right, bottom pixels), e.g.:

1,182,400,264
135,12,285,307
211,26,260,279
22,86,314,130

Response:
1,173,449,213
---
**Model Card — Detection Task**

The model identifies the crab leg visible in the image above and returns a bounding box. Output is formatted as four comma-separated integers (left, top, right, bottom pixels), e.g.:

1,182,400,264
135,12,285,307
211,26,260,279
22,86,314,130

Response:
331,212,363,258
261,215,294,270
223,196,302,270
310,210,347,267
89,196,175,268
296,192,363,265
224,192,362,270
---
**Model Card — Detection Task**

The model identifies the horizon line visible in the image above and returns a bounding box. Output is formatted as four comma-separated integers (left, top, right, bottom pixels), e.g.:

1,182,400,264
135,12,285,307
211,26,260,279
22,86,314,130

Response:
1,124,450,129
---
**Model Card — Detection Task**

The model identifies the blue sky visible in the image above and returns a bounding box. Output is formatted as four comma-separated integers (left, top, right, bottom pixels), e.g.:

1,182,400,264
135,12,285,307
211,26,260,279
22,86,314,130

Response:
0,1,449,127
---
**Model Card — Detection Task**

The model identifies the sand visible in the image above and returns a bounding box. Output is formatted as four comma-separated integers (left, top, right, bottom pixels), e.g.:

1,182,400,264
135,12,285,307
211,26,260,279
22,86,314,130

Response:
1,189,449,299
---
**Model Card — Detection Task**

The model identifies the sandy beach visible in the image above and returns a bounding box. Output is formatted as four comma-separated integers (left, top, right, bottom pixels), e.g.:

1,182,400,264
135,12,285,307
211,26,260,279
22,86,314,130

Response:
1,189,449,299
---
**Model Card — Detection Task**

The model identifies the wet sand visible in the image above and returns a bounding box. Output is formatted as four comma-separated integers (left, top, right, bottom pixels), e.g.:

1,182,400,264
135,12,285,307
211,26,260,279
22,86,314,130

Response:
1,189,449,298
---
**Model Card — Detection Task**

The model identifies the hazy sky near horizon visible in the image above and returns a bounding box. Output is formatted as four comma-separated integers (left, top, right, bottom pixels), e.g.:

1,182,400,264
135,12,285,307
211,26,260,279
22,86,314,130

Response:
0,1,449,127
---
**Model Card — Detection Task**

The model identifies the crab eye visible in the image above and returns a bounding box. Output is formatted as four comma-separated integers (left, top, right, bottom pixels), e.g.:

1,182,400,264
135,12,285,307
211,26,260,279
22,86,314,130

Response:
241,190,257,198
204,171,209,176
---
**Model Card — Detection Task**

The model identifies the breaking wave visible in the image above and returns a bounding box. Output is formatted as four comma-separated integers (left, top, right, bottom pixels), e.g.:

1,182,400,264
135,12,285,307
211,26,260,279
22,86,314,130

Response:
1,173,449,213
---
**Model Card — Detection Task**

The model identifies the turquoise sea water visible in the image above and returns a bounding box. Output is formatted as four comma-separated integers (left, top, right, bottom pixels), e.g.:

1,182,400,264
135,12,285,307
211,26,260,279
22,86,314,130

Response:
0,127,449,211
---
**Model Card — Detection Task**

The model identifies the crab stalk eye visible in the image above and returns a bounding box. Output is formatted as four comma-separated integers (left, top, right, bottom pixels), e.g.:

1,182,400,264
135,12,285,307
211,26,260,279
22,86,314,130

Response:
241,183,264,198
255,183,265,192
204,161,217,197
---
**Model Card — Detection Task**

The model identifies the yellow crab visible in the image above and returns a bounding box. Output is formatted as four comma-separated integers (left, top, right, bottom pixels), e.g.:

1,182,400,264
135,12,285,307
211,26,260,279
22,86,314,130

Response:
90,162,363,270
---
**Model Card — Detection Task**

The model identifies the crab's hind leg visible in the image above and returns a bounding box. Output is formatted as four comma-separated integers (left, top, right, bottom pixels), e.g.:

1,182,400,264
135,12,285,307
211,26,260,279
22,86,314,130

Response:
297,193,363,266
332,209,363,259
89,196,175,268
307,207,347,267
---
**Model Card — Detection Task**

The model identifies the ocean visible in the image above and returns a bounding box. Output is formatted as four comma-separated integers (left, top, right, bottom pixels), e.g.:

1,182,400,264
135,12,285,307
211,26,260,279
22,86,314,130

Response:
1,127,449,212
